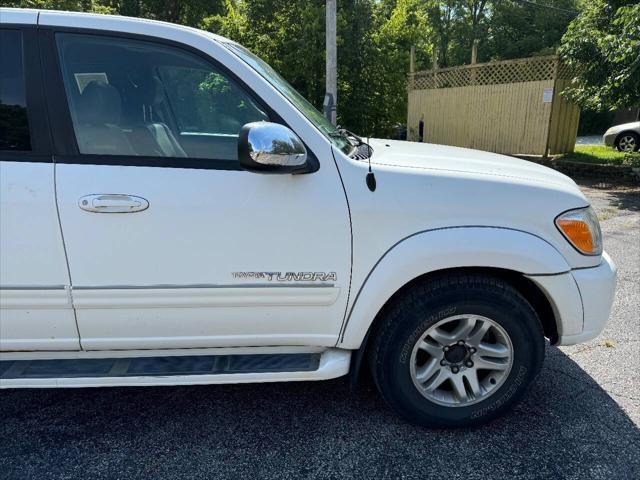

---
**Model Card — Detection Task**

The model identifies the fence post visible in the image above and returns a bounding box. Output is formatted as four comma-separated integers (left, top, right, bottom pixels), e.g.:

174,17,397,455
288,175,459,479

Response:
470,39,479,84
471,39,479,65
543,57,561,157
409,46,415,91
410,46,415,73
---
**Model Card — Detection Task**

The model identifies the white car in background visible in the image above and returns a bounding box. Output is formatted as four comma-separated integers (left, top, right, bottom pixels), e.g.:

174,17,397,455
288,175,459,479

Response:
0,8,617,428
603,121,640,152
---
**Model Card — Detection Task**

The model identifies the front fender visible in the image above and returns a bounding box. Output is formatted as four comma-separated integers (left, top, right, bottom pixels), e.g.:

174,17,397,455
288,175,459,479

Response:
338,227,571,349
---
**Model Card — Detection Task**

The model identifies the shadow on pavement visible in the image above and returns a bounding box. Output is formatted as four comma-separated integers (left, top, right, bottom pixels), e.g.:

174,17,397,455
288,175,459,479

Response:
578,179,640,212
0,347,638,479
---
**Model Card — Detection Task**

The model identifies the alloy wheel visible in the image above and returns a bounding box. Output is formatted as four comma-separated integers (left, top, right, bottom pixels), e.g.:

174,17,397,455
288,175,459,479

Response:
410,314,514,407
618,135,637,152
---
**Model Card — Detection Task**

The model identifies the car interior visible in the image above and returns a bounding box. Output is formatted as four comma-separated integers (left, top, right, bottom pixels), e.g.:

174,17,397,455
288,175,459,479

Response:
56,33,270,161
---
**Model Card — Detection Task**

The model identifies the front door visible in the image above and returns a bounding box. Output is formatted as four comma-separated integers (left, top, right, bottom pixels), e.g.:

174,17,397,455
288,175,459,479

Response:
49,31,351,350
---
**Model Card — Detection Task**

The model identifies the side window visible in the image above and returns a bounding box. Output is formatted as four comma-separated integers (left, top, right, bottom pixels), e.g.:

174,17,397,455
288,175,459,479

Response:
157,66,267,136
56,33,269,161
0,29,31,151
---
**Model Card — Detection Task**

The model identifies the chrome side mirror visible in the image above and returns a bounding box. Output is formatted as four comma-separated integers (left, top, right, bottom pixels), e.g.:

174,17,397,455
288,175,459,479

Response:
238,122,314,174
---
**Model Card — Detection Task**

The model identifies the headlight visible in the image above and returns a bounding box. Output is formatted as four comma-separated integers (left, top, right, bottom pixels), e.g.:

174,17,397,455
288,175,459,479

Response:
555,206,602,256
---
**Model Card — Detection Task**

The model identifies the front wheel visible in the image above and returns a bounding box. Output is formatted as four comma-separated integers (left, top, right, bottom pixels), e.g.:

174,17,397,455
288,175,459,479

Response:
616,132,639,152
369,273,545,428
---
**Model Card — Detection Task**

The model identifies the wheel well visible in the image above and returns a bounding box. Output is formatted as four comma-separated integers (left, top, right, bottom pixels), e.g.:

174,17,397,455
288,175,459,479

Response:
372,267,557,343
352,267,558,386
350,267,558,388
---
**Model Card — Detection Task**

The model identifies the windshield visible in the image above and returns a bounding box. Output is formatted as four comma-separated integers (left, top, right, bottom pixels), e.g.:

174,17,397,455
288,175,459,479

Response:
223,42,353,155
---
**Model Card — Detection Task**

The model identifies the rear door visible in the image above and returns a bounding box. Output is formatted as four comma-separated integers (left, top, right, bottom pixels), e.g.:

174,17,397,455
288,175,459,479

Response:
0,22,79,351
45,29,351,350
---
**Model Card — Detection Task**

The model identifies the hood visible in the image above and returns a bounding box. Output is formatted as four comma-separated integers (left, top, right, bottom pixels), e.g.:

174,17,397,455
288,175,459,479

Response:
367,138,576,188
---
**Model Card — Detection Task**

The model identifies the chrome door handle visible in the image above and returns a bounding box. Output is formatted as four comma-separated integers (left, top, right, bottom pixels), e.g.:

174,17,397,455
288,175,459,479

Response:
79,194,149,213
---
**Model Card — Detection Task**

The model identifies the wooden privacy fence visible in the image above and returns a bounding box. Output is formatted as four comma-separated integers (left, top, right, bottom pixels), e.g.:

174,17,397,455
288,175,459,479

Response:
407,56,580,156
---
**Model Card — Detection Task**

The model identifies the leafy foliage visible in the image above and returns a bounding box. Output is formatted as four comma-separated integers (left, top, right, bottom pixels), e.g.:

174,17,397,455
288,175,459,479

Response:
560,0,640,111
485,0,579,60
423,1,579,67
204,0,431,136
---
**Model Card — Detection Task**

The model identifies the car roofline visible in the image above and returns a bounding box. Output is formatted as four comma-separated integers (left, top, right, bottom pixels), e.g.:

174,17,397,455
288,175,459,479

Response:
0,7,231,45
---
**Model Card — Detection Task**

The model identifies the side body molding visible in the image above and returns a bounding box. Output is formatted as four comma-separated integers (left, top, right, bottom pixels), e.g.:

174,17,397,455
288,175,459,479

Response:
338,227,572,349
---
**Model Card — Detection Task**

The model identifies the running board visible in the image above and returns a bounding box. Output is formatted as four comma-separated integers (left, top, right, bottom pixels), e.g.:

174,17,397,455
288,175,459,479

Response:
0,349,351,388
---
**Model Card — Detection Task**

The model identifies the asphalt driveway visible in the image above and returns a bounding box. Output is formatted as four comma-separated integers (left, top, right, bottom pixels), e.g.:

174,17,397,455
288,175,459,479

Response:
1,181,638,480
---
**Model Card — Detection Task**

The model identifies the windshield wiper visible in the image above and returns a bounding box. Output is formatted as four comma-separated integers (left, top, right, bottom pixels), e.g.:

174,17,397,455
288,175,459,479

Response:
328,126,363,146
329,126,376,190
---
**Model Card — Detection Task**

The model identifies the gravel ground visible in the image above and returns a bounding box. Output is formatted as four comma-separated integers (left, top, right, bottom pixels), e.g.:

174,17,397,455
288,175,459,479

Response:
1,181,638,480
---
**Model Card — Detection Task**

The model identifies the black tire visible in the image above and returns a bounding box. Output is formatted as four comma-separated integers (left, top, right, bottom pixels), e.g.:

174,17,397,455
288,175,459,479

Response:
616,132,639,152
368,272,545,428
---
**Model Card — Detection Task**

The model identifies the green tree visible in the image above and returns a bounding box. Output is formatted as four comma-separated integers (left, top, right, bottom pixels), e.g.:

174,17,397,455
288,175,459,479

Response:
425,0,490,67
0,0,114,13
426,0,457,67
114,0,225,26
560,0,640,110
205,0,325,105
362,0,431,134
207,0,430,136
0,1,225,25
426,0,580,66
485,0,579,61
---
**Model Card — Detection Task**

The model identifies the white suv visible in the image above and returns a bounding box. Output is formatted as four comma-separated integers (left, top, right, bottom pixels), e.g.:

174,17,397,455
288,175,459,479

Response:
0,9,617,427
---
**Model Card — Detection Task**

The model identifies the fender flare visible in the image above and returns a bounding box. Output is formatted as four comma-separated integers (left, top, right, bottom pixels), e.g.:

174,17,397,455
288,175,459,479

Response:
338,226,570,349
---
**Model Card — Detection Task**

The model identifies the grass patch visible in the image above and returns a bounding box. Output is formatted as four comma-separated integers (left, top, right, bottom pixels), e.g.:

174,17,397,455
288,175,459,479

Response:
561,145,640,167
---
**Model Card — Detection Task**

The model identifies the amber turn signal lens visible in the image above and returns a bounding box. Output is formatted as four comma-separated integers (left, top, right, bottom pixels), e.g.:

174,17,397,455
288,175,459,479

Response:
556,219,594,254
555,207,602,256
